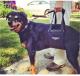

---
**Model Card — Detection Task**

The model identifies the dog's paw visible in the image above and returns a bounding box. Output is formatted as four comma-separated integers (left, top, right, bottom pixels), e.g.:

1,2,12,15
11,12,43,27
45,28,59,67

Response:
28,65,37,74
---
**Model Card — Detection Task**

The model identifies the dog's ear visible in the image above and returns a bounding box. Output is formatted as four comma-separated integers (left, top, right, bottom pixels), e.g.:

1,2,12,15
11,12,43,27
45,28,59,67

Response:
18,12,28,25
18,12,27,19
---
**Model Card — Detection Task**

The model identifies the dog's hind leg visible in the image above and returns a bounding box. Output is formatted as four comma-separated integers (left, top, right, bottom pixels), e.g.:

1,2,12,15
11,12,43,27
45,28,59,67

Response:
66,43,80,74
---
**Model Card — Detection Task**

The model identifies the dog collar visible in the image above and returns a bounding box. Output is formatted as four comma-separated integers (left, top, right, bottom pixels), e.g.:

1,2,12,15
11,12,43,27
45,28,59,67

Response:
21,20,30,32
21,25,28,32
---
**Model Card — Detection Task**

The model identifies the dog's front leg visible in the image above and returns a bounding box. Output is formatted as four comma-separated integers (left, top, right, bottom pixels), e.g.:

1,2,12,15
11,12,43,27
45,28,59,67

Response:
21,42,37,74
28,50,37,74
26,37,37,74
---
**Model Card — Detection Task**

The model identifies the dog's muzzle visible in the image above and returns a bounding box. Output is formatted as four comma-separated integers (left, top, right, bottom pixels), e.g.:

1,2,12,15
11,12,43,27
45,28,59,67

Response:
8,20,22,32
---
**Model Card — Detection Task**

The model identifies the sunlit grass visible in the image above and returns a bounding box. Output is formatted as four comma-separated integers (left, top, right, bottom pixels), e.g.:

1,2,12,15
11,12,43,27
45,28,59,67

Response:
0,19,27,68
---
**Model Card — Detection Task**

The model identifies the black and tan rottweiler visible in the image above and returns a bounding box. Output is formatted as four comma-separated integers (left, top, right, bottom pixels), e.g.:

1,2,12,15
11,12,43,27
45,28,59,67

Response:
6,9,80,74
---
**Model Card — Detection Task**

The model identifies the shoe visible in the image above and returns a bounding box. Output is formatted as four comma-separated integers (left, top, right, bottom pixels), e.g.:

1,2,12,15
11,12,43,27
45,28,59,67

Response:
46,62,65,71
44,53,54,60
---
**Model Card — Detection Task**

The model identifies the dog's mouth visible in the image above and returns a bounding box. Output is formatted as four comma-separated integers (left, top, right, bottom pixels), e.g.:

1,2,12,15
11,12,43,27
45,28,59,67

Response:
10,24,19,30
10,23,22,32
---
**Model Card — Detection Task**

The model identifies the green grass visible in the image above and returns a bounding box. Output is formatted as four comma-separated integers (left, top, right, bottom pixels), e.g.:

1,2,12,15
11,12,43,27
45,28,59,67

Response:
70,21,80,31
32,18,50,23
0,19,27,68
71,12,80,18
0,19,20,48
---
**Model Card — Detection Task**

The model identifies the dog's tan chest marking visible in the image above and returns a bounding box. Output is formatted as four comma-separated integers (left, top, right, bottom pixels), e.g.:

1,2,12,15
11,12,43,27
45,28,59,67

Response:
21,42,26,48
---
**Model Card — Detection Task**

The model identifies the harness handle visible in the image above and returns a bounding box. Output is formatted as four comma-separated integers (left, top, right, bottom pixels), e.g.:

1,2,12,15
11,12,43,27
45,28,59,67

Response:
54,7,65,25
49,8,65,32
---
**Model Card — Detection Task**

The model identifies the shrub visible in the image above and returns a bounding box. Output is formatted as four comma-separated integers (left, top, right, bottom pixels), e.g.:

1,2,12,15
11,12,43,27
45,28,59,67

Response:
17,8,32,18
24,10,32,18
0,57,10,68
0,2,13,18
3,8,13,17
0,48,27,68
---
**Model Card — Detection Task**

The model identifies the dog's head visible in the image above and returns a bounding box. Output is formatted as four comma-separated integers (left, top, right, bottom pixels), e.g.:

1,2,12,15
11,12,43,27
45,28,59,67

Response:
6,11,28,33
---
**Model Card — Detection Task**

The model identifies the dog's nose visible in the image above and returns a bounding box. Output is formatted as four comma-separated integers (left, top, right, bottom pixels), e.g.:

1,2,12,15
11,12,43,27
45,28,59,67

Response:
8,21,16,27
12,21,17,27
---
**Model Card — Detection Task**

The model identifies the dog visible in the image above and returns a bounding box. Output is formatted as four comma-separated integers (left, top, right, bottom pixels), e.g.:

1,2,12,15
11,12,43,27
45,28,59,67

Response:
6,11,80,74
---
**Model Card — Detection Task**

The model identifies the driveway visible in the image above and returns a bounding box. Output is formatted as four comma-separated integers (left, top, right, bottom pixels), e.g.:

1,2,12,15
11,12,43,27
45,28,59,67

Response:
4,48,80,74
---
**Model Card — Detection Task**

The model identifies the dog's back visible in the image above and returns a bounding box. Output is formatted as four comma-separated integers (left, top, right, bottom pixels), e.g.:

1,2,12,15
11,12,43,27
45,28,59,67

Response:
27,21,79,51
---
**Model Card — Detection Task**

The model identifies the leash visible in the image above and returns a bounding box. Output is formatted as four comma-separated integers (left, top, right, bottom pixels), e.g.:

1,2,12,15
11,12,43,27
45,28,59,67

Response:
32,15,47,21
32,9,55,21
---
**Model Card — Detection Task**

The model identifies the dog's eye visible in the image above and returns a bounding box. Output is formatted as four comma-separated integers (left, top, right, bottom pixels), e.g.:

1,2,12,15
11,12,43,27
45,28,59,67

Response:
8,15,12,18
14,15,18,19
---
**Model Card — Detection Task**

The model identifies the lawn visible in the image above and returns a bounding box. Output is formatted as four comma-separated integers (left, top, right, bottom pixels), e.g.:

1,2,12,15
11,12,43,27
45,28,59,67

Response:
0,19,27,68
0,17,80,68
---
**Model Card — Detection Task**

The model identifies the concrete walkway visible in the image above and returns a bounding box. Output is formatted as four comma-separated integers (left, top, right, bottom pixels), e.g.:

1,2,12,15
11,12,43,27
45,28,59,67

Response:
4,48,80,74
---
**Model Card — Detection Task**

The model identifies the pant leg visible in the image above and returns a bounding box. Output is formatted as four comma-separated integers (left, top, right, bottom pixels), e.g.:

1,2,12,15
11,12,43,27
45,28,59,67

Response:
49,1,71,65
